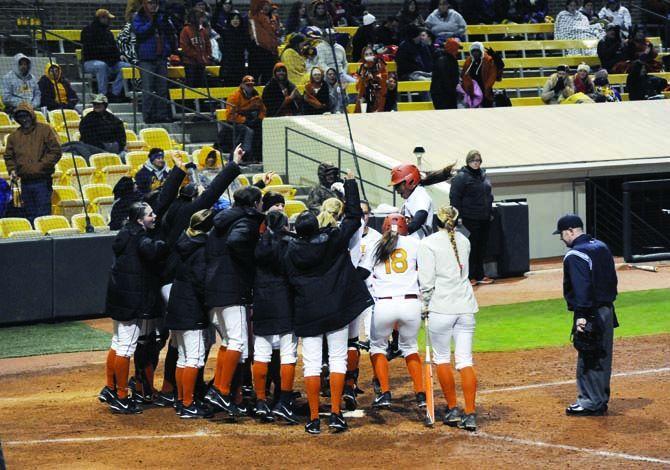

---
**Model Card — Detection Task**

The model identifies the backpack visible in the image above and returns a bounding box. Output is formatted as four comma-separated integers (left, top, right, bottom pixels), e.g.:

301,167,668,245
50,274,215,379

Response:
486,47,505,81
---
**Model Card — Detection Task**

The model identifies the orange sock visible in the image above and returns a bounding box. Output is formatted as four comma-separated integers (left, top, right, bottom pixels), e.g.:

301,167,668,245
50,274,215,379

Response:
105,349,116,389
280,363,296,392
113,356,131,399
218,350,242,395
182,367,198,407
405,353,424,393
213,346,227,389
252,362,269,400
329,372,345,414
176,366,184,402
460,366,477,414
305,376,321,420
370,353,390,393
436,364,458,408
345,349,359,387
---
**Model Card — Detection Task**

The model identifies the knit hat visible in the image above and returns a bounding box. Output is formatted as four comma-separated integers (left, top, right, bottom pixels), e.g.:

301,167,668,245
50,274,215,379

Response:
148,148,164,162
594,69,609,86
465,149,482,164
91,94,108,104
444,38,461,57
577,63,590,73
470,41,484,54
261,191,286,212
363,13,376,26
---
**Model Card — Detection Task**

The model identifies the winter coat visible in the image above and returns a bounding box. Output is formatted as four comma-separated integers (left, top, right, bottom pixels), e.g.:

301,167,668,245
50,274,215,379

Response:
38,64,78,111
424,9,466,39
303,80,330,115
81,19,122,65
219,22,250,86
354,58,387,113
279,47,307,86
285,179,373,337
179,24,212,65
249,0,280,53
105,223,169,321
3,102,61,181
431,50,459,109
1,54,40,110
132,10,173,61
597,37,625,72
79,109,126,150
109,190,142,231
395,39,433,79
164,232,209,330
315,41,348,78
253,229,295,336
135,161,169,195
205,206,265,308
262,63,300,117
226,86,267,124
541,73,575,104
462,48,498,102
449,166,493,221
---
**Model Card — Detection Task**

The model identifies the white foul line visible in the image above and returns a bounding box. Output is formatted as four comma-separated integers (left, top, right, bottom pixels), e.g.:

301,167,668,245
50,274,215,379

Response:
473,431,670,465
4,430,216,446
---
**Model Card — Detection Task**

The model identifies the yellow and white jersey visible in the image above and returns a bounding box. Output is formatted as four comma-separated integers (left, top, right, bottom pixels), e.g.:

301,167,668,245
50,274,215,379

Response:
370,235,421,299
401,185,434,239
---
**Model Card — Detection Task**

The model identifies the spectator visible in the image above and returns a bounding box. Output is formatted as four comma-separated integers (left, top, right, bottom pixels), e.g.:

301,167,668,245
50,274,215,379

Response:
82,9,131,102
37,63,78,111
303,67,330,114
397,0,425,41
554,0,604,55
219,12,250,86
206,21,223,64
1,54,40,116
541,65,575,104
431,38,461,110
342,0,366,25
573,63,594,94
308,0,332,30
592,69,621,102
110,176,141,230
352,13,378,62
3,103,62,222
249,0,280,84
280,33,309,86
212,0,235,33
133,0,173,124
377,17,400,47
448,150,494,286
626,60,668,101
396,26,433,81
462,42,498,108
225,75,267,161
315,28,354,84
598,0,631,36
117,22,140,76
354,47,387,113
286,1,309,33
307,162,341,214
78,94,127,155
180,9,212,87
325,67,348,113
199,150,222,186
624,25,662,73
135,148,169,195
384,74,398,111
425,0,466,41
262,63,301,117
579,1,599,23
597,24,627,73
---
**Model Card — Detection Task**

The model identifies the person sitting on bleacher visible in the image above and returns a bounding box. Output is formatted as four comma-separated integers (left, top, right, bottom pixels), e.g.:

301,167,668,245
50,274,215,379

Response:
249,0,281,84
199,150,222,187
598,0,631,37
624,25,662,73
308,0,334,31
224,75,267,161
38,63,79,112
302,67,331,114
554,0,604,56
78,94,127,156
592,69,621,102
541,65,575,104
424,0,466,42
314,28,355,84
1,54,40,116
262,63,301,117
351,13,379,62
597,24,627,73
462,42,498,108
219,11,251,86
395,26,433,81
325,67,349,113
626,60,668,101
280,33,309,86
136,148,170,195
396,0,425,42
82,9,131,103
384,73,398,111
573,63,594,95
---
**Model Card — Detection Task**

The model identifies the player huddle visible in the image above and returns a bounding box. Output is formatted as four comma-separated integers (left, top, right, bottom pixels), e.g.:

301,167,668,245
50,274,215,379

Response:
99,154,480,435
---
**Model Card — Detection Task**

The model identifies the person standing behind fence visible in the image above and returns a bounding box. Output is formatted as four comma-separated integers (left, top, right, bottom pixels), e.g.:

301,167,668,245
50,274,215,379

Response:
249,0,280,84
180,9,212,88
448,150,494,286
431,38,461,110
3,103,62,223
1,54,40,116
554,214,618,417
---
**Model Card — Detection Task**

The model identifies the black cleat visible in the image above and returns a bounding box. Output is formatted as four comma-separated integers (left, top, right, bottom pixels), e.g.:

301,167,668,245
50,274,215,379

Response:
175,400,183,416
305,418,321,435
458,413,477,431
98,386,116,404
372,391,392,409
328,412,348,432
415,392,427,408
254,399,275,422
342,385,358,411
153,391,176,408
565,403,607,416
272,401,299,424
354,339,370,351
109,396,143,414
206,388,244,417
443,406,461,427
180,402,214,419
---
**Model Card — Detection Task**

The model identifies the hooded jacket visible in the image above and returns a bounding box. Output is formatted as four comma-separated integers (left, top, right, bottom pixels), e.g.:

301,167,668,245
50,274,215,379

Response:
355,53,387,113
284,179,373,337
81,18,122,65
431,40,460,109
462,42,498,101
109,177,142,230
79,107,126,150
205,206,265,308
105,222,169,322
395,38,433,79
303,68,330,115
448,165,493,221
219,15,250,86
249,0,280,53
226,83,267,124
279,45,308,86
1,54,40,110
164,232,209,330
262,63,300,117
424,8,466,38
541,73,575,104
135,160,169,195
306,162,341,214
38,64,79,110
3,102,62,180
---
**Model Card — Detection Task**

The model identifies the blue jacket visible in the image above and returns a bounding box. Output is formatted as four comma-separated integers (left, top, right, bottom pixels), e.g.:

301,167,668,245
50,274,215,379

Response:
563,234,618,316
132,11,172,61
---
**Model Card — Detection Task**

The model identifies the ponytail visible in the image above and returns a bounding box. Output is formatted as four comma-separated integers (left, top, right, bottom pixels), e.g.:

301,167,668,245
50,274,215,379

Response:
420,163,457,187
317,197,344,228
374,229,400,265
436,206,462,273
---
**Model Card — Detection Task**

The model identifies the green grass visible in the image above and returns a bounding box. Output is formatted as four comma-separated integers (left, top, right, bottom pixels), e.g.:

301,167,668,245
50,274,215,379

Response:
0,321,110,359
418,289,670,353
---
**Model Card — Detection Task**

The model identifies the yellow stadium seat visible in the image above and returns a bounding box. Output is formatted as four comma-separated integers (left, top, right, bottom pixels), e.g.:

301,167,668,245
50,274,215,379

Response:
47,227,81,237
82,183,114,220
237,175,250,186
265,184,296,200
34,215,71,234
100,164,131,187
8,230,43,240
0,217,32,238
125,129,147,151
34,110,47,124
51,185,88,218
0,158,7,173
71,213,110,233
49,109,80,132
126,150,149,175
284,200,307,218
253,173,283,186
0,111,11,126
90,153,123,170
56,155,96,189
139,128,181,151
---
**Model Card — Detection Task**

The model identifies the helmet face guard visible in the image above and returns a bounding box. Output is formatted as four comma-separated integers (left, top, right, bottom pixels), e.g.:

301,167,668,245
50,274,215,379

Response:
382,212,409,236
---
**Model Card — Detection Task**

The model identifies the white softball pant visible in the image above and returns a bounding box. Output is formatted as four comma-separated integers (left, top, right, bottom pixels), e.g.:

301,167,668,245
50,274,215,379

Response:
209,305,248,360
111,319,156,358
428,313,475,370
173,329,206,368
363,305,373,339
302,324,349,377
254,333,298,364
369,298,421,358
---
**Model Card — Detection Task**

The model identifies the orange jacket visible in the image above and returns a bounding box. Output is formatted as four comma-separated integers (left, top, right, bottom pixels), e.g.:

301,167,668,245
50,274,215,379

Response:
179,24,212,65
250,0,280,53
354,59,388,113
226,86,267,124
462,54,497,100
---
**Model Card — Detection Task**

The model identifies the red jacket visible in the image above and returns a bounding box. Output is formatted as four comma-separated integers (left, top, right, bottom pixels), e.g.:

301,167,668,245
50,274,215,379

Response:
179,24,212,65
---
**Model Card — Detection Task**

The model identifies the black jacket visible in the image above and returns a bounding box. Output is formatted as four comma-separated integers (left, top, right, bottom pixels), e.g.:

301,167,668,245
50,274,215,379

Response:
110,194,142,230
205,206,265,308
38,76,79,111
162,162,241,283
79,110,126,150
352,25,377,62
106,223,168,321
164,232,209,330
284,179,373,337
219,23,250,86
449,166,494,221
81,19,122,65
262,78,300,117
396,39,433,79
431,51,460,110
597,37,625,72
253,228,295,336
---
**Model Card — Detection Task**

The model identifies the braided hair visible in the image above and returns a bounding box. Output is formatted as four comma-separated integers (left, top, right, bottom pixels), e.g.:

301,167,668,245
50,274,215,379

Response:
436,206,462,274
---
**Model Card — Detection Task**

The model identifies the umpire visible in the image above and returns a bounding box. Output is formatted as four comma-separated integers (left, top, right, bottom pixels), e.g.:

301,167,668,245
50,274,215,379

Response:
554,214,618,416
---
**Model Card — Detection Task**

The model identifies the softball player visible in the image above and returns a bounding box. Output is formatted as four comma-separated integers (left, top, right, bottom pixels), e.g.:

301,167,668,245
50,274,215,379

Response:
368,213,425,409
417,206,479,431
390,164,434,239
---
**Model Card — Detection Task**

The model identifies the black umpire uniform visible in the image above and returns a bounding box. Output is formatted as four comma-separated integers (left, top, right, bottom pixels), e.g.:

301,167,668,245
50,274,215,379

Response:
556,214,618,416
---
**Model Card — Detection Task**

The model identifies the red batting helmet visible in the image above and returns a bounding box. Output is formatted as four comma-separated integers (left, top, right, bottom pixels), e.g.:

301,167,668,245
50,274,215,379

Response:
390,164,421,191
382,212,409,236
